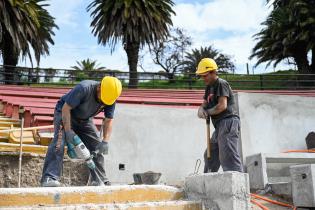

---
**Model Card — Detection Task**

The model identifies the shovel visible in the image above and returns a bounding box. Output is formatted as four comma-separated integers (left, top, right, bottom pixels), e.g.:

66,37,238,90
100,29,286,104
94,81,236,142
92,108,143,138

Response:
206,117,211,159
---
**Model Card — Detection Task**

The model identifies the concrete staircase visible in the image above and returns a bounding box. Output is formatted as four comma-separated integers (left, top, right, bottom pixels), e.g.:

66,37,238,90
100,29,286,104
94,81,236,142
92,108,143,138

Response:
0,114,21,143
0,185,202,210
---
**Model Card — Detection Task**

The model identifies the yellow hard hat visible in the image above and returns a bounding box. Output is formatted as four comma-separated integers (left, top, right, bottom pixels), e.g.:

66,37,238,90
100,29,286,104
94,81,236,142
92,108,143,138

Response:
100,76,122,105
196,58,218,75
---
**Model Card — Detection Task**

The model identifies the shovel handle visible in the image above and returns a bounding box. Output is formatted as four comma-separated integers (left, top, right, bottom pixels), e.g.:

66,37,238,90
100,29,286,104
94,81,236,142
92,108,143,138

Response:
206,117,211,158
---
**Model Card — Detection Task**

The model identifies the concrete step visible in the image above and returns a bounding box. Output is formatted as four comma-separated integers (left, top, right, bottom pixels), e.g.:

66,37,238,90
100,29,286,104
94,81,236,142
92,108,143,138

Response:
0,142,47,155
0,136,9,142
246,153,315,189
9,129,36,144
0,185,185,208
0,117,21,122
269,182,292,198
1,200,202,210
0,121,20,127
0,127,10,138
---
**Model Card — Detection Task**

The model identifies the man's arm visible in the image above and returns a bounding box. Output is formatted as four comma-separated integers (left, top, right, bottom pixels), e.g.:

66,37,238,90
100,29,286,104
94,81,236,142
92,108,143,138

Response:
207,96,227,116
102,118,113,142
62,103,72,131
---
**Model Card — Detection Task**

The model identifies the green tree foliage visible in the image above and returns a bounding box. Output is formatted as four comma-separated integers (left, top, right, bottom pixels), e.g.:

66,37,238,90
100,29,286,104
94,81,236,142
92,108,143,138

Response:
251,0,315,74
182,46,236,76
88,0,175,88
0,0,58,83
70,58,106,81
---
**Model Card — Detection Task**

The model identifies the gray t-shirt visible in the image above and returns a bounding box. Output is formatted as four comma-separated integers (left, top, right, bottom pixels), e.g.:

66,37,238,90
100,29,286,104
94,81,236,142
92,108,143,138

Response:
203,78,238,127
56,80,115,120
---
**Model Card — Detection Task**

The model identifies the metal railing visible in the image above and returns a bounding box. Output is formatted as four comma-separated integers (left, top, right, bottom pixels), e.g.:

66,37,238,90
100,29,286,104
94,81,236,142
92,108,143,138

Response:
1,65,315,90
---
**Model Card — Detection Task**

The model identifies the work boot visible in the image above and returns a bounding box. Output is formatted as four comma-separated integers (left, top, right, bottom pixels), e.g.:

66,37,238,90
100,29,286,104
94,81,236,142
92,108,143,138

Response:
104,181,111,186
89,180,111,186
41,177,61,187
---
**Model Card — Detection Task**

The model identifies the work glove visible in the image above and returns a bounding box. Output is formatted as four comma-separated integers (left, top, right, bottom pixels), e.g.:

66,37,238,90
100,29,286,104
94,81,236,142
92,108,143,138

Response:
65,130,76,144
197,105,209,119
95,141,109,155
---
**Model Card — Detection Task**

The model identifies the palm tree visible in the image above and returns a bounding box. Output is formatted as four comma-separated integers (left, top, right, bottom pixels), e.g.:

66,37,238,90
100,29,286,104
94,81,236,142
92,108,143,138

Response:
251,0,315,74
88,0,175,88
70,58,106,80
182,46,235,77
0,0,58,84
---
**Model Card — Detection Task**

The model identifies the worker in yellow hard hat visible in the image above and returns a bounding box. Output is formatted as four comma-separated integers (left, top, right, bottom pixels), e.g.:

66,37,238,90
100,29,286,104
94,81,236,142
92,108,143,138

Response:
196,58,243,173
41,76,122,187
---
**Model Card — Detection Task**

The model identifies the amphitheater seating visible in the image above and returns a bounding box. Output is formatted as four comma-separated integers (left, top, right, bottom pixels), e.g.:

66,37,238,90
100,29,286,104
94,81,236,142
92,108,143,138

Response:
0,85,315,148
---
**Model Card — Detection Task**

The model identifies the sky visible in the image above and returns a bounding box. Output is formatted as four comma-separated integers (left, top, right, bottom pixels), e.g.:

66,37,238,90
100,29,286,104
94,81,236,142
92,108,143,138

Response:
17,0,293,74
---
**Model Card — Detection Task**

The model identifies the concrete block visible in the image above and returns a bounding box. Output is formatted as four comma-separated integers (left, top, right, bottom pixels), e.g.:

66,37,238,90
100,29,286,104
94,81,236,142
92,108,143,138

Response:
1,200,202,210
290,164,315,207
184,172,250,210
246,153,267,190
0,185,184,207
269,182,292,198
246,153,315,190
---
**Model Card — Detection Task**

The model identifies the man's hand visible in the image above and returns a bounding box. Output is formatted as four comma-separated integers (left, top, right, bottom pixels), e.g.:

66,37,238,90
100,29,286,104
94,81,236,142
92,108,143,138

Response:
65,130,76,144
95,141,109,155
198,106,209,119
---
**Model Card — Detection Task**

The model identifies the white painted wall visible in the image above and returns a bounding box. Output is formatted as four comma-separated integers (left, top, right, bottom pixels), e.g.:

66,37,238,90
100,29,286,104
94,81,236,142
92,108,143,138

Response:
238,92,315,163
104,93,315,185
105,104,213,185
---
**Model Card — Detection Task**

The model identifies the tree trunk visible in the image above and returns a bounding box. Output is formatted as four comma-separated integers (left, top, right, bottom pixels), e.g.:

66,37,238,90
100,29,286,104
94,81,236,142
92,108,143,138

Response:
125,41,139,88
2,34,19,84
294,48,312,88
167,72,175,83
311,47,315,74
294,46,311,74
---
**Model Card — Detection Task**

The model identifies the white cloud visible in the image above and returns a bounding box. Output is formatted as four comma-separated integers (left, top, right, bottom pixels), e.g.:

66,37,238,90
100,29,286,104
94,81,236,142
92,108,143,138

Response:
17,0,292,74
171,0,286,73
173,0,269,33
48,0,85,28
19,42,128,71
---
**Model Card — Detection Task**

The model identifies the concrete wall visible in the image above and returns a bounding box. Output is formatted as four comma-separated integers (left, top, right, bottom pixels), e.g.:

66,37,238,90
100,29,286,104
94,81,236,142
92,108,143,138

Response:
106,104,211,185
238,92,315,164
106,93,315,185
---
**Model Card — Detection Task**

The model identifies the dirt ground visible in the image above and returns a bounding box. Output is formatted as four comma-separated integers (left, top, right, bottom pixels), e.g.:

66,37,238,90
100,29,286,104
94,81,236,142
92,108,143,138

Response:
0,152,89,187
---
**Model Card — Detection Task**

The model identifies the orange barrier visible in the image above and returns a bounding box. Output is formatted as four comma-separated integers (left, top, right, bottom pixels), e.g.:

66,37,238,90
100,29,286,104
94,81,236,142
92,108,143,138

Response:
251,193,296,209
250,199,269,210
283,149,315,153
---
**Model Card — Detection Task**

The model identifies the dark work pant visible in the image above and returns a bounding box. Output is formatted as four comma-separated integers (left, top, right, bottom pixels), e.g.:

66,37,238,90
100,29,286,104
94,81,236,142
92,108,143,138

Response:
41,110,108,184
204,117,243,173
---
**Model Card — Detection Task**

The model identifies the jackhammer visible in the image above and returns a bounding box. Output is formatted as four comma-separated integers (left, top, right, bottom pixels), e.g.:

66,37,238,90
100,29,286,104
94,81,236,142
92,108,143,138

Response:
66,135,104,186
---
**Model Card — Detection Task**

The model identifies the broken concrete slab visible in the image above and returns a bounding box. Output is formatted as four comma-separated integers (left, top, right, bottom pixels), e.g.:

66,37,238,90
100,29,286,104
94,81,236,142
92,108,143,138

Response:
290,164,315,207
0,200,202,210
3,201,202,210
246,153,315,190
184,172,250,210
0,185,184,208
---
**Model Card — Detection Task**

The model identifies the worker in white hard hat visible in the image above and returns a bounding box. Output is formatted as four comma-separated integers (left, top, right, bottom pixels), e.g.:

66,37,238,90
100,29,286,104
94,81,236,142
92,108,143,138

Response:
196,58,243,173
41,76,122,187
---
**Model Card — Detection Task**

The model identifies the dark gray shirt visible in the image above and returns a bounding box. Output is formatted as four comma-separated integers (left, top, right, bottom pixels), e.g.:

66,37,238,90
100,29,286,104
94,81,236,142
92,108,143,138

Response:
56,80,115,120
203,78,238,127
